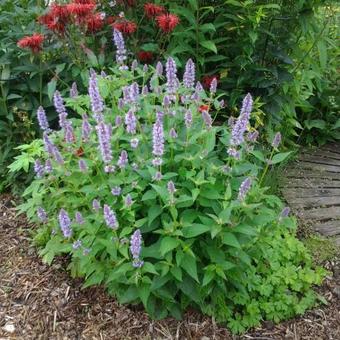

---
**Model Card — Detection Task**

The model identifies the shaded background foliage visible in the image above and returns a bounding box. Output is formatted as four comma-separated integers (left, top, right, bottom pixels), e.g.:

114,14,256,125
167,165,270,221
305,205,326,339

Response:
0,0,339,192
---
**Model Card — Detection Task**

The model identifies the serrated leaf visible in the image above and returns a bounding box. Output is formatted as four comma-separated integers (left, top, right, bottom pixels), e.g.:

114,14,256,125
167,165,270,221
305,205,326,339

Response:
160,237,180,256
222,232,241,248
180,253,199,282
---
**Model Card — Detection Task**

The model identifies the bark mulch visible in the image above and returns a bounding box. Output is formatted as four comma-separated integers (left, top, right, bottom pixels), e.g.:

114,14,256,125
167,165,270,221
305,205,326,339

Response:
0,194,339,340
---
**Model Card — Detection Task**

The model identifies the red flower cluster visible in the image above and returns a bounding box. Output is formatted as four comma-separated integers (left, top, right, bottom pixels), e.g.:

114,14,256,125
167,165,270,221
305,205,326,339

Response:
38,0,103,34
156,13,179,33
144,3,165,18
112,20,137,35
202,75,219,89
199,104,210,113
17,33,44,53
137,51,154,64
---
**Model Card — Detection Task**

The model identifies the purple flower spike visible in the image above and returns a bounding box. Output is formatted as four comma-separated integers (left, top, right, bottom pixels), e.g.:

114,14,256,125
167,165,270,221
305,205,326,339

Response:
64,122,75,144
43,132,54,156
117,150,128,169
230,93,253,146
185,110,193,128
131,59,138,70
111,186,122,196
183,59,195,89
53,91,68,129
92,199,101,212
82,115,92,141
37,106,49,131
58,209,72,238
247,130,259,143
79,159,87,172
37,207,48,223
73,240,82,250
113,29,127,65
142,85,149,95
210,77,218,94
130,229,143,268
75,211,85,225
104,165,116,173
152,119,164,157
118,98,124,110
34,159,44,178
195,81,204,93
89,70,104,116
152,157,163,166
167,181,176,195
272,132,282,148
165,57,179,96
130,138,139,149
45,159,53,174
169,128,178,139
96,122,112,164
202,110,212,129
125,109,137,134
70,82,78,98
125,194,133,207
143,64,148,73
103,204,118,229
238,177,252,201
280,207,291,219
228,147,241,160
53,146,64,165
153,171,162,181
156,61,163,76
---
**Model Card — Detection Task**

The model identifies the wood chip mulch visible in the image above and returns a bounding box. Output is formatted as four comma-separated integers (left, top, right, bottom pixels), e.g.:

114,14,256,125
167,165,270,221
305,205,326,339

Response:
0,194,339,340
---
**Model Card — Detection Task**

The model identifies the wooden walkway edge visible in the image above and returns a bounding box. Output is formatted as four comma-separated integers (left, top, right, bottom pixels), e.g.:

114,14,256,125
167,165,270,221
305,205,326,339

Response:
281,142,340,245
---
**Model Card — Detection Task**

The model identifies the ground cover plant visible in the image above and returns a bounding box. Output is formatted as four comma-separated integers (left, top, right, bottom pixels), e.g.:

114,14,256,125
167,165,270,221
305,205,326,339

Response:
15,30,327,334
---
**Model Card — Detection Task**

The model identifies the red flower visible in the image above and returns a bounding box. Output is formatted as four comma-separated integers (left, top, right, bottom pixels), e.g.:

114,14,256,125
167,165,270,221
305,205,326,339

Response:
86,13,104,32
74,0,96,4
106,16,117,25
202,75,219,89
199,104,210,113
17,33,44,53
38,13,66,33
66,3,95,17
156,13,179,33
137,51,154,64
74,146,84,157
144,3,165,18
112,20,137,35
50,3,70,21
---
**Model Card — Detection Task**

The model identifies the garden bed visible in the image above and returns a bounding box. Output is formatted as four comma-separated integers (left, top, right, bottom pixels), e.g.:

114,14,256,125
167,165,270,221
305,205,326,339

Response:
1,194,339,339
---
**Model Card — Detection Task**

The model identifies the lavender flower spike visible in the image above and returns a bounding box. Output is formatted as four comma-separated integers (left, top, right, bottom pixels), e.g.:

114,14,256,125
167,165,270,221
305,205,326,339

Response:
73,240,82,250
82,114,92,141
113,29,127,65
167,181,176,194
37,207,48,223
272,132,282,148
210,77,218,94
130,229,144,268
96,122,113,164
155,61,163,76
70,82,78,98
37,106,49,131
238,177,252,201
152,119,164,157
79,159,88,172
92,199,101,211
185,110,193,128
117,150,128,168
103,204,119,229
53,90,68,129
125,109,137,134
89,69,104,118
230,93,253,146
165,57,179,96
75,211,85,225
183,59,195,89
111,186,121,196
34,159,44,178
58,209,72,238
125,194,133,207
169,128,177,139
202,110,212,130
45,159,53,174
280,207,290,219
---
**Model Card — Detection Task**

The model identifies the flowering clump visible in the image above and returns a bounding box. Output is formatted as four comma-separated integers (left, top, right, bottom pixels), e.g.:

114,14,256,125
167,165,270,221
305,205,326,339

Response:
21,46,325,334
17,34,44,53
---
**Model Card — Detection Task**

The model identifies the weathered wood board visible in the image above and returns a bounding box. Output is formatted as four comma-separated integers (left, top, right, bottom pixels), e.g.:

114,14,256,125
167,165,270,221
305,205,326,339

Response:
281,143,340,245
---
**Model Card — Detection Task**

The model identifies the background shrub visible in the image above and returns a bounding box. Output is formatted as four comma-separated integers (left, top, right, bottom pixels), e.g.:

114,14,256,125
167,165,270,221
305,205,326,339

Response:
17,57,326,333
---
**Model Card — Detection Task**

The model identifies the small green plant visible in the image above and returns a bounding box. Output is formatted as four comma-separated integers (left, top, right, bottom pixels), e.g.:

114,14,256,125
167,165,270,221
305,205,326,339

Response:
16,52,326,333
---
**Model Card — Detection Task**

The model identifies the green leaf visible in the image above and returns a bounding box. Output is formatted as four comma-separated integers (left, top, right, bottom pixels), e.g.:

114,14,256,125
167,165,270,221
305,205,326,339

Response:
199,40,218,54
160,237,180,256
170,266,182,281
317,41,327,70
180,253,199,282
47,78,57,101
202,270,215,286
221,232,241,248
148,205,162,226
182,223,210,238
271,151,292,164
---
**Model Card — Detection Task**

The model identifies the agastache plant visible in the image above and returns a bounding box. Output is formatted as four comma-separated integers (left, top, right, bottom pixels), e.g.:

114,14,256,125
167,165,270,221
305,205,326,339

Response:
113,29,127,68
53,90,68,129
89,69,104,120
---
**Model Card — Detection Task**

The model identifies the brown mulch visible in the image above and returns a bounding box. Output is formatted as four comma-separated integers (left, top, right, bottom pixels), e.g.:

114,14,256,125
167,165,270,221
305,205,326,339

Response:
0,194,339,340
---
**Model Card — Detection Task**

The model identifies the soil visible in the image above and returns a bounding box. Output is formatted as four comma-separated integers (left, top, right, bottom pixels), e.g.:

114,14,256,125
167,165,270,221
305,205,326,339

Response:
1,194,339,339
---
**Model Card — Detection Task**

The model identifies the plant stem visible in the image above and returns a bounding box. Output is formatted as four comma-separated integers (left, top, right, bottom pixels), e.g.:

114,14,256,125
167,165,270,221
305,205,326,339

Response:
259,148,274,186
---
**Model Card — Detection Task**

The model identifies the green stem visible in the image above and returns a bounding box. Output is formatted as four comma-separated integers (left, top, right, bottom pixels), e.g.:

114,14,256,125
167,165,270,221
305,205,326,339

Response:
259,148,275,186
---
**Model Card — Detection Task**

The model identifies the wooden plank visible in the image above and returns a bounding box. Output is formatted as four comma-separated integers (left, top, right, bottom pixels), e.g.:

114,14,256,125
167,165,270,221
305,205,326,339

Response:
282,188,340,198
321,144,340,155
297,206,340,221
298,155,340,167
313,221,340,236
296,161,340,173
303,149,340,161
285,196,340,208
284,168,340,180
281,178,340,189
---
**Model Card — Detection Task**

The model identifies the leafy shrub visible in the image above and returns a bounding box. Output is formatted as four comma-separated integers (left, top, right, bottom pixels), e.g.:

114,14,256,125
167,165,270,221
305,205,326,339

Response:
17,54,326,333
